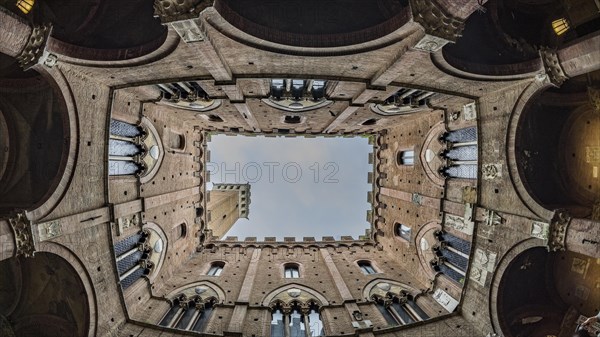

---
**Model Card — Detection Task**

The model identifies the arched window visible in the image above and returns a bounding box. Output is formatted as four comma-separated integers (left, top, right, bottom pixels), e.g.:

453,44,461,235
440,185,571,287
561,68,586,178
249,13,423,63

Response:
358,261,377,275
284,264,300,278
371,291,429,327
284,115,302,124
207,262,224,276
397,150,414,166
438,127,478,180
114,230,155,289
395,223,411,242
431,231,470,284
362,118,377,126
159,294,216,333
108,119,146,176
208,114,223,122
270,302,324,337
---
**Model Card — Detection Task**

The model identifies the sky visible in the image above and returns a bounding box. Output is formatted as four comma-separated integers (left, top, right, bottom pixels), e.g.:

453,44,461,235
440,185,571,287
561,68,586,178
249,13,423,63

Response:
206,134,373,240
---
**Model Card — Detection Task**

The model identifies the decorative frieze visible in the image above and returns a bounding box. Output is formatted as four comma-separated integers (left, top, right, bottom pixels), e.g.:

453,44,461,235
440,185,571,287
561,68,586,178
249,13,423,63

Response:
444,213,474,235
8,212,35,257
462,102,477,121
16,23,51,70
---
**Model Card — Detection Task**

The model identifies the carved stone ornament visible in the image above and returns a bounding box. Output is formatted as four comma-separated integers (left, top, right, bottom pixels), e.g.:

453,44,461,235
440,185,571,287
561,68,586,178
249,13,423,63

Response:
462,102,477,121
483,209,504,227
171,18,205,43
410,0,464,42
8,212,35,257
539,47,568,87
37,220,62,241
462,186,477,204
482,163,502,180
548,210,570,251
352,310,363,321
411,192,422,205
153,0,212,24
414,34,450,52
17,24,52,70
530,221,550,242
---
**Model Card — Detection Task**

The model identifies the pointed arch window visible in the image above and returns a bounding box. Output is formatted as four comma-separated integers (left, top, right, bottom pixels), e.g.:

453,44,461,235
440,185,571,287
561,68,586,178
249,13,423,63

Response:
358,261,377,275
397,150,415,166
284,264,300,278
207,262,224,276
159,294,216,333
114,229,155,289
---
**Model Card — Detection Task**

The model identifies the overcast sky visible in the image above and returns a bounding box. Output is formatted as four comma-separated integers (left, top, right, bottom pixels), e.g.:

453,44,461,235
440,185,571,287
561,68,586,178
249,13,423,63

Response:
207,134,372,240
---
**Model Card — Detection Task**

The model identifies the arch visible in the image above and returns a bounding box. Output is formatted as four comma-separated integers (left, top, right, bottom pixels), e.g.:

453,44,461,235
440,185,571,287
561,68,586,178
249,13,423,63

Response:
0,65,78,222
261,284,330,307
506,78,556,220
488,238,546,336
139,117,165,184
141,222,168,284
362,278,421,300
36,241,98,337
213,0,410,48
164,281,226,304
414,221,442,281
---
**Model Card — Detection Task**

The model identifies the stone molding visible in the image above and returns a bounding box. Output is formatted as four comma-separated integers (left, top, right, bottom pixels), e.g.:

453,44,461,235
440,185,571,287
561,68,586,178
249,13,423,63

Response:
548,209,570,252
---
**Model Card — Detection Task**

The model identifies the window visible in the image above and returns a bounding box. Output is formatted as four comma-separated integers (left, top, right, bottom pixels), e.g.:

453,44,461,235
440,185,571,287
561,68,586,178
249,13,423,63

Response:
358,261,376,275
159,295,216,333
108,119,145,176
208,114,223,122
397,150,414,166
284,115,302,124
361,118,377,126
395,223,411,242
284,264,300,278
114,230,153,289
373,293,429,327
176,223,187,240
270,303,324,337
207,262,224,276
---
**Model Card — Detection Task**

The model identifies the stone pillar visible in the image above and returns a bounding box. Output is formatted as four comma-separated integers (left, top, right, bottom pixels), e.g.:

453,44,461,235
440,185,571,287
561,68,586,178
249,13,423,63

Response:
0,219,15,261
565,218,600,258
226,248,261,333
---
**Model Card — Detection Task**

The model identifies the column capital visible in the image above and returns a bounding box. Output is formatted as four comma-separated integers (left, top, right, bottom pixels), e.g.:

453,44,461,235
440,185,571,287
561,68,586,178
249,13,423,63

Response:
410,0,465,52
8,211,35,258
16,23,52,70
548,209,571,252
539,47,569,87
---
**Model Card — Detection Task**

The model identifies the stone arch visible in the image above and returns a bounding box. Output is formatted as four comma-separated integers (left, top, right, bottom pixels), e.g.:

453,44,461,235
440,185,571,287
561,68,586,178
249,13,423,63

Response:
506,78,555,220
0,65,78,221
164,281,226,304
141,222,168,284
261,284,330,307
488,238,546,336
362,278,421,300
33,241,98,337
414,221,443,280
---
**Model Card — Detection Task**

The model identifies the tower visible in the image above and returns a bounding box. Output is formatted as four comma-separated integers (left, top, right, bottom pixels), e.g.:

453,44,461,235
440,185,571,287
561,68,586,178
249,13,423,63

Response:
206,183,251,239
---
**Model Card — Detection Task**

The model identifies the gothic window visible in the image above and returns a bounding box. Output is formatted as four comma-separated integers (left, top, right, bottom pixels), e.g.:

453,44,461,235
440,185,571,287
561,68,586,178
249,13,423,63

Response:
207,262,224,276
208,114,223,122
358,261,377,275
431,231,470,284
397,150,414,166
284,264,300,278
270,303,324,337
438,127,478,180
159,294,216,333
114,230,154,289
265,79,331,112
108,119,145,176
372,292,429,327
361,118,377,126
395,223,411,242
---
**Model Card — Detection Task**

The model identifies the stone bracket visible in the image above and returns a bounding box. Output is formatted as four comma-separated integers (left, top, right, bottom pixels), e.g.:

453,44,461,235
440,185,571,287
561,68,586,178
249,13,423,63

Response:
540,47,569,87
17,23,52,70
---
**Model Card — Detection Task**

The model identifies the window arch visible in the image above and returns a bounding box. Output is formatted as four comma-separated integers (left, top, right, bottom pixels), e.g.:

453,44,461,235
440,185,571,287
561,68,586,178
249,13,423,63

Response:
269,300,324,336
284,263,300,278
357,260,377,275
176,223,187,240
430,230,471,285
207,261,225,276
